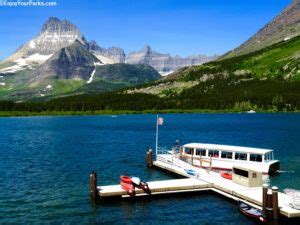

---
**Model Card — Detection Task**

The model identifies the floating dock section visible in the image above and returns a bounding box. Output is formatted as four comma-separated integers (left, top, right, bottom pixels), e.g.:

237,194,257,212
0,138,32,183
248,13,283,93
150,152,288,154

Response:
99,178,210,198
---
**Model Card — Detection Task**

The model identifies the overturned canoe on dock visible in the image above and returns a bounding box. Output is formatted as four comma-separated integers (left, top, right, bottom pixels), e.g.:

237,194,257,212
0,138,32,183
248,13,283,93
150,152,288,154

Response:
120,175,151,196
120,176,135,196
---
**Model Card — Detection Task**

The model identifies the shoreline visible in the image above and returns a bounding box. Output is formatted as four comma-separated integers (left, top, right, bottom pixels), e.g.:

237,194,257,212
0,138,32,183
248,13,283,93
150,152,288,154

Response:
0,109,299,117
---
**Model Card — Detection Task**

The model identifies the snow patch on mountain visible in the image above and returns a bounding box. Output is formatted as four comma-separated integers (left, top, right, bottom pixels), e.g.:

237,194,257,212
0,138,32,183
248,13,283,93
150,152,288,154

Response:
0,59,27,74
160,71,174,76
0,54,52,74
26,53,53,62
87,62,97,84
29,40,36,49
93,53,115,64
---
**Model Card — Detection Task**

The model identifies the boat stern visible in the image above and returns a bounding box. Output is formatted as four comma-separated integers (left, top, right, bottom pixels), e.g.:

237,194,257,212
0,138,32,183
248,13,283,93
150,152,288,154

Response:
268,160,280,175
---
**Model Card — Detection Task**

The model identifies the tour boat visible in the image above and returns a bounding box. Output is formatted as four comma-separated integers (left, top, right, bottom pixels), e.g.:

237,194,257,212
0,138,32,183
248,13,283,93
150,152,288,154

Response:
154,117,279,175
164,143,280,175
239,201,266,223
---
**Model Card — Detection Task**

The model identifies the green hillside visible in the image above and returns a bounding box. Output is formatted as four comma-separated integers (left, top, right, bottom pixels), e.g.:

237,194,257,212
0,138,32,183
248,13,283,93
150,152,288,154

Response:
169,35,300,82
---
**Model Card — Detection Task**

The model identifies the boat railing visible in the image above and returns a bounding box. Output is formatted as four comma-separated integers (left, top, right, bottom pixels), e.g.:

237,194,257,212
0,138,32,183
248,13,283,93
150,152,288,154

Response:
156,148,214,172
156,147,172,155
156,147,175,165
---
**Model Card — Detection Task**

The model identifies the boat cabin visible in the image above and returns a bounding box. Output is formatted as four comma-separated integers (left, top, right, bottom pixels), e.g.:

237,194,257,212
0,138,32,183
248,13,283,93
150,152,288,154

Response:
179,143,279,174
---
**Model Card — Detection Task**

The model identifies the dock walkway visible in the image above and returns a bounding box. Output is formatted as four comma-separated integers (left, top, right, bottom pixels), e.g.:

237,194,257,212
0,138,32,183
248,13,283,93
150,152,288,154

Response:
99,178,210,198
95,154,300,219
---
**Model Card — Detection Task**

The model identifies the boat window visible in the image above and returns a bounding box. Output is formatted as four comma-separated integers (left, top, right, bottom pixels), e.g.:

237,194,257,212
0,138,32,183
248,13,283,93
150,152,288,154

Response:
250,154,262,162
221,151,233,159
195,149,206,156
235,152,247,161
233,168,249,178
208,150,219,158
184,148,193,155
264,152,274,161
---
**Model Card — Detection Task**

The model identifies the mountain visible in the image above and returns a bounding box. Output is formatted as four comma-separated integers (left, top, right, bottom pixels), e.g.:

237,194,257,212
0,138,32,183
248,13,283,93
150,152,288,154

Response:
30,41,159,88
128,36,300,98
94,63,160,83
126,45,217,74
1,17,213,76
0,16,213,100
222,0,300,59
31,40,100,83
1,17,126,72
86,40,126,64
0,17,157,99
77,63,160,94
0,40,161,99
5,17,85,64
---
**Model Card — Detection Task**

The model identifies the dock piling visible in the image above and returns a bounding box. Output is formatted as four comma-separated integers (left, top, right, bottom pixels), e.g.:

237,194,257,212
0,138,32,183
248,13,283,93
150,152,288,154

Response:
262,184,268,215
266,190,273,220
146,149,153,168
90,172,98,201
272,186,279,220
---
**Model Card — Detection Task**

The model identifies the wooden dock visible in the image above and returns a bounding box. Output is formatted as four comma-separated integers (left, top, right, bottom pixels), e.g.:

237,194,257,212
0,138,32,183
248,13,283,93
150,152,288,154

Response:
90,152,300,221
98,178,210,198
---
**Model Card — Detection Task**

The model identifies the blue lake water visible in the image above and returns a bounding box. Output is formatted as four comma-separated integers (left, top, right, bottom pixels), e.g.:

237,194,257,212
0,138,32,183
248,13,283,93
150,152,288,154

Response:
0,113,299,224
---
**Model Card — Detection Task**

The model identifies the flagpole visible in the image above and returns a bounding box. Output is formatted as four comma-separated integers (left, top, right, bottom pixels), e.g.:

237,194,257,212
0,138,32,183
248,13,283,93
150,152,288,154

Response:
156,114,159,157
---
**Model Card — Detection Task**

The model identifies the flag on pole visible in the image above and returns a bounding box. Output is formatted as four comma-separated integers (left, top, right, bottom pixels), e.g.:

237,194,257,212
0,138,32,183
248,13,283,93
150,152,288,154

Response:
157,117,164,125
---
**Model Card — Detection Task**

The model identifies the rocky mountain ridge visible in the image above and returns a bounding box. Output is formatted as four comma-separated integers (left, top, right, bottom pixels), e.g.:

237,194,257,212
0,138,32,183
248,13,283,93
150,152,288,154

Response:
2,17,215,75
126,45,217,74
222,0,300,59
31,40,101,84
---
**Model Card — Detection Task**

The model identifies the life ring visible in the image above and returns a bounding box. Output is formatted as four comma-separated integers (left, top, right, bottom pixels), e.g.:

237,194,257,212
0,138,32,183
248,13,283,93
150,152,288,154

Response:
221,172,232,180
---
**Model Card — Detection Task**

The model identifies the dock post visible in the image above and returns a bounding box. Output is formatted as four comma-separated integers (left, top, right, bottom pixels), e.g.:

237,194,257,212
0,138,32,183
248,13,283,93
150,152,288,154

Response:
262,184,268,215
146,149,153,168
90,172,98,201
272,186,279,221
266,190,273,220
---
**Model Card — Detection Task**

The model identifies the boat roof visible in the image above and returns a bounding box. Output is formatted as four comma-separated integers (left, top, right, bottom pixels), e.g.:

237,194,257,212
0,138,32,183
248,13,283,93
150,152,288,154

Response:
183,143,273,154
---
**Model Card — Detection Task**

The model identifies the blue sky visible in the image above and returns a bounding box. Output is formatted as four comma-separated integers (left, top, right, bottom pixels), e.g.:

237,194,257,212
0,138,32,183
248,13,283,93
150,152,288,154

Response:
0,0,291,60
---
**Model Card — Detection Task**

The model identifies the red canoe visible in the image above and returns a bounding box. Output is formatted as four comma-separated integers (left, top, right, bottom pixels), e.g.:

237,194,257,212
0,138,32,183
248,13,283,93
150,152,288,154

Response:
120,176,135,196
